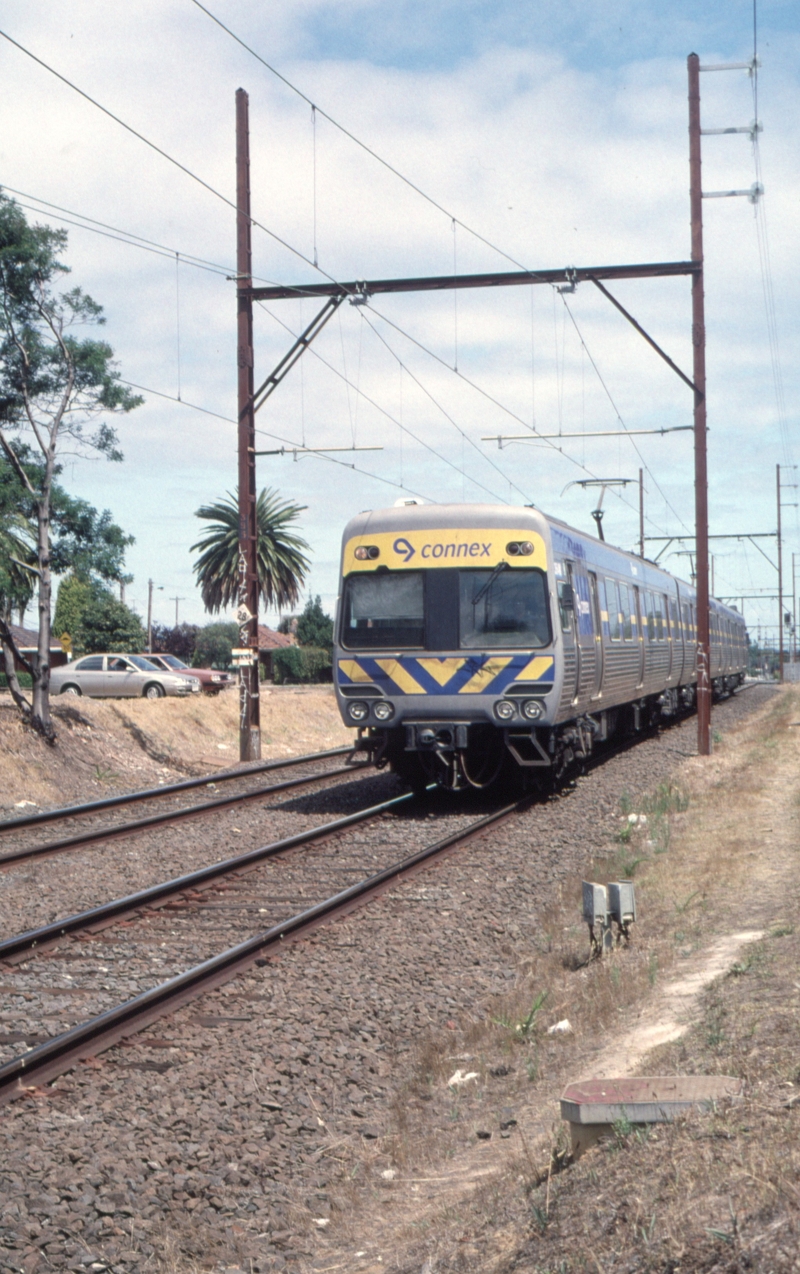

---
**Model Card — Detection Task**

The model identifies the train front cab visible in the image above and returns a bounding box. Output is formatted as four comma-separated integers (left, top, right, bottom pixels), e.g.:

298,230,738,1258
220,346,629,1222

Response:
334,510,562,790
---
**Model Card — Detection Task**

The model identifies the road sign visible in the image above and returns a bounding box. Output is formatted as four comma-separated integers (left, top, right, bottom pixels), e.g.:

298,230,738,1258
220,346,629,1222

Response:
59,632,72,653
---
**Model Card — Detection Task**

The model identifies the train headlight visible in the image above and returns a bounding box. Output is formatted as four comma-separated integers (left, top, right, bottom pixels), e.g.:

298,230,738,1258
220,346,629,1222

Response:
373,700,394,721
494,699,515,721
354,545,380,560
506,540,534,556
522,698,543,721
347,701,369,722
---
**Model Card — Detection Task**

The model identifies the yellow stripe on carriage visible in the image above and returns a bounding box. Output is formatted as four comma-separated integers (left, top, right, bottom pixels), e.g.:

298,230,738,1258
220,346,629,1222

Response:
458,656,513,694
374,659,426,694
337,659,374,684
416,657,467,686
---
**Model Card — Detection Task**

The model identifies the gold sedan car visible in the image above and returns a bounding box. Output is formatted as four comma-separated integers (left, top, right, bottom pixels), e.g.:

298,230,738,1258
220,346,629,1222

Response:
50,653,202,699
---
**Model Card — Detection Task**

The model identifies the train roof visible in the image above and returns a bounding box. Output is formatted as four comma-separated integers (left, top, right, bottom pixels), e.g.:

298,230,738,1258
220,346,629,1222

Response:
342,503,743,622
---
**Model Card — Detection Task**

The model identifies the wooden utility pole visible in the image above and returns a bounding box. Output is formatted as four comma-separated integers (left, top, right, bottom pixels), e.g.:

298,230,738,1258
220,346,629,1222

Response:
688,53,711,755
777,463,783,684
236,88,261,760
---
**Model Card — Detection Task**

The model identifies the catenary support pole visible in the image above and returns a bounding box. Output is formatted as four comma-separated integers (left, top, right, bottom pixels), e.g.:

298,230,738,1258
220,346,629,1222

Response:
777,464,783,684
236,88,261,761
688,54,711,755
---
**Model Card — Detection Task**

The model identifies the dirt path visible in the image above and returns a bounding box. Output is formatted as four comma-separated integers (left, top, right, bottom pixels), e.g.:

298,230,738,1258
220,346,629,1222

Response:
312,686,800,1274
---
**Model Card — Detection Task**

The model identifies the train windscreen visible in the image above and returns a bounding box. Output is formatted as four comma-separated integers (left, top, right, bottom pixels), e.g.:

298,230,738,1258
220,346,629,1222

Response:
341,572,425,648
460,568,550,649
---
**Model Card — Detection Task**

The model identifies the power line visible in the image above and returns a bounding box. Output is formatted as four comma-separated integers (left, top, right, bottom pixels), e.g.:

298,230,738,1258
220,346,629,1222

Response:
0,28,341,287
256,302,513,504
119,378,431,502
189,0,553,280
558,294,693,536
3,188,231,278
355,309,533,504
365,301,677,538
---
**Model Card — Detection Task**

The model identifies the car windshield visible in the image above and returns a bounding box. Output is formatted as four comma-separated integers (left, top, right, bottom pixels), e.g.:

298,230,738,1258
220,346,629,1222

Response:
341,572,424,649
127,655,163,671
460,568,550,648
159,655,187,669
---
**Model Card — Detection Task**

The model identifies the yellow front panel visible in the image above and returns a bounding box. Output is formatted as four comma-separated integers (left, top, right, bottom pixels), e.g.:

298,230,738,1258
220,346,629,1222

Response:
342,527,546,575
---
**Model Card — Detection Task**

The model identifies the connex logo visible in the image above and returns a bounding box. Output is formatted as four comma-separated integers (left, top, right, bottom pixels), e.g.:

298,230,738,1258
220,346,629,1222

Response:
393,537,416,562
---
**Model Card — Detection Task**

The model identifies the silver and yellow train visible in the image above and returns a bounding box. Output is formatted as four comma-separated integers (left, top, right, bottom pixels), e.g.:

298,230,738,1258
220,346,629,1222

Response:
334,502,748,790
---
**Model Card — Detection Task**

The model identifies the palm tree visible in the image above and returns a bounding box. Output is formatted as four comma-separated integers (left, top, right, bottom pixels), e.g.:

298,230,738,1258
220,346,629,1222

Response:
191,488,311,614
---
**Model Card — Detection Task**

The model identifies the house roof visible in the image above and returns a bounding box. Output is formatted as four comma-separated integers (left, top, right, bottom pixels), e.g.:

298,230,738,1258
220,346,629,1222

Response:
5,622,65,652
257,625,296,650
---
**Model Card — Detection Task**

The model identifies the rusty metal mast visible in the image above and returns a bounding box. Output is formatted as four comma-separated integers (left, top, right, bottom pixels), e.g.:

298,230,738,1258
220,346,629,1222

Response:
688,53,711,756
236,88,260,761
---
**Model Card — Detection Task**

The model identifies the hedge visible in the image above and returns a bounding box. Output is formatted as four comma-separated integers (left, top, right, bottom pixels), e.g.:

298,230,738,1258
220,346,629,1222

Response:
272,645,332,684
0,673,33,689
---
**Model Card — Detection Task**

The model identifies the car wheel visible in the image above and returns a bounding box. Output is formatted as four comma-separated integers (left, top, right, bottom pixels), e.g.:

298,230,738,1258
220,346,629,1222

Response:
143,683,165,699
60,684,82,696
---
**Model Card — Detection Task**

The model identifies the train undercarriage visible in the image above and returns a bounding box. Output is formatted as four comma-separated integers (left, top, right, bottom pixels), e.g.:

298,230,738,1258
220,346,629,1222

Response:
355,674,744,793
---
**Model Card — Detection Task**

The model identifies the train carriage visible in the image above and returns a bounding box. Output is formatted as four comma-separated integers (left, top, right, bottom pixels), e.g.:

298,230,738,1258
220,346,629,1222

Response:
334,502,747,791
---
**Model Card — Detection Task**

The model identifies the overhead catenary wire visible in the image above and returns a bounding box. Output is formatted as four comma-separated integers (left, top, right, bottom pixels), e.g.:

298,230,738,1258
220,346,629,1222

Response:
0,29,344,290
365,301,677,540
256,301,513,505
355,309,533,504
119,378,431,502
558,294,693,536
188,0,559,282
2,23,725,551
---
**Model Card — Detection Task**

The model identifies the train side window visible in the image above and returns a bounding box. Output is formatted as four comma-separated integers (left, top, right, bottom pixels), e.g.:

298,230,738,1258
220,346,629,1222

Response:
654,595,664,641
645,591,655,641
619,583,633,640
557,580,574,633
606,578,621,640
681,602,690,640
669,598,678,636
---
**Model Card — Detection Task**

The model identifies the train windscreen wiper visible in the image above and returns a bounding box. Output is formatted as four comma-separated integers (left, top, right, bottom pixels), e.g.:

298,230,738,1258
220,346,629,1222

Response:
472,560,508,607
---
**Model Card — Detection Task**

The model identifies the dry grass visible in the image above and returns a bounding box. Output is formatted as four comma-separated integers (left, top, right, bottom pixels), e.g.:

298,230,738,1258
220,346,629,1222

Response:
315,687,800,1274
0,686,355,811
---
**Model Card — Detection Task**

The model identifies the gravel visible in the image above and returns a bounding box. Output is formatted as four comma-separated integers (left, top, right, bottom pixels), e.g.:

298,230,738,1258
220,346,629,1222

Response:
0,687,774,1274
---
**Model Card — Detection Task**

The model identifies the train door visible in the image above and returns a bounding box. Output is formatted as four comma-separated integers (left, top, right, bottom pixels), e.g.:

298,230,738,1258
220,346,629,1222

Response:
557,562,580,704
588,571,604,699
632,585,645,688
572,561,597,704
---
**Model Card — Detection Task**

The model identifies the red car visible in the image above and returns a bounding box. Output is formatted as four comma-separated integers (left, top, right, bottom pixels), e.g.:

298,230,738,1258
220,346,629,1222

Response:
146,654,234,693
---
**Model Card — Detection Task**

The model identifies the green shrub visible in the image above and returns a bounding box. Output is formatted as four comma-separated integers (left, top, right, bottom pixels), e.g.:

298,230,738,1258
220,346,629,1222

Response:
0,672,33,690
272,645,332,684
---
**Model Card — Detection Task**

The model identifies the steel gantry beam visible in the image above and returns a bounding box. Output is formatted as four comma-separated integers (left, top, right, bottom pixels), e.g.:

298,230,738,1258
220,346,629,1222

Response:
248,259,697,303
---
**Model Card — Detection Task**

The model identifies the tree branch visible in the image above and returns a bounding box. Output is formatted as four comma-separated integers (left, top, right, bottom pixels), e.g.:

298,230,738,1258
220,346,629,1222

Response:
0,429,37,496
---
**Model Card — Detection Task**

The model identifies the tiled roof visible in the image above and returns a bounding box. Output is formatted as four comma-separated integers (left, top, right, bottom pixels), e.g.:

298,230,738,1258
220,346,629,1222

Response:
256,625,296,650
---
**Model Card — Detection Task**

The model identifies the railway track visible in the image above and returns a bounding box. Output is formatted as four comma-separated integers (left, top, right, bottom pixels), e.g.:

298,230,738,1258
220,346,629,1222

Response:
0,746,370,868
0,793,528,1104
0,687,762,1106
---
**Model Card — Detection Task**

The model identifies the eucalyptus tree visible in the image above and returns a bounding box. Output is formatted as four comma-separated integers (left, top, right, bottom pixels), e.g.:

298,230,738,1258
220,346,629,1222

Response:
0,192,141,738
191,488,310,615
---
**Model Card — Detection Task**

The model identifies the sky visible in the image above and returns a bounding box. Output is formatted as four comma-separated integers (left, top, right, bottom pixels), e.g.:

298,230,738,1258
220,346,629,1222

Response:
1,0,797,645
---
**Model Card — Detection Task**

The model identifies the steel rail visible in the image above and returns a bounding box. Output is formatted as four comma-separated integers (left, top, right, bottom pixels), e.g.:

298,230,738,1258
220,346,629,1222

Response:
0,745,357,835
0,762,370,870
0,795,527,1105
0,789,415,961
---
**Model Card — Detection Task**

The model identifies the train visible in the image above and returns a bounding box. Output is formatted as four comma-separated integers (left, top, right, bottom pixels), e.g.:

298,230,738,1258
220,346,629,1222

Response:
333,501,748,791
